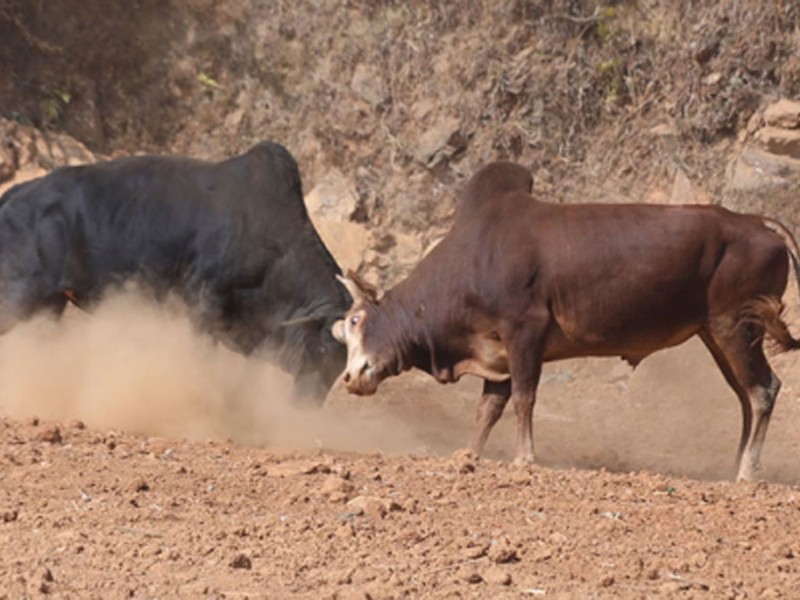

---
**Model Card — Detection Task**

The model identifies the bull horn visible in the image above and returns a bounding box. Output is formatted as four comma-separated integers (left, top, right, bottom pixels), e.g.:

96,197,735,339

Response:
337,269,380,304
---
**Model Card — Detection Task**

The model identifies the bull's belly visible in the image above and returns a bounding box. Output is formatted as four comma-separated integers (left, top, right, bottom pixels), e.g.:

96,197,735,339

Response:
544,318,701,364
446,315,702,382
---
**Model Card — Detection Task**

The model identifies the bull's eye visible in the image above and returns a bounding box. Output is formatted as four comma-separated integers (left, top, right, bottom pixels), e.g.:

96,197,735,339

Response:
350,315,361,326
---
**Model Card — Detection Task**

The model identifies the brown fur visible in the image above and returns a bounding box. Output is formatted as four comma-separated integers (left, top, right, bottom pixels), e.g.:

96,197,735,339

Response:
336,161,800,481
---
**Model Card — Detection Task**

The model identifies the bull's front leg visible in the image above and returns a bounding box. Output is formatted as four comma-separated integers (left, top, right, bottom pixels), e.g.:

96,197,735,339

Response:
468,379,511,456
511,381,541,464
508,321,547,465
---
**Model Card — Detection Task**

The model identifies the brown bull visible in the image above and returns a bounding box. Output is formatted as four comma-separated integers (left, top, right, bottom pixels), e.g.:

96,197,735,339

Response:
333,161,800,481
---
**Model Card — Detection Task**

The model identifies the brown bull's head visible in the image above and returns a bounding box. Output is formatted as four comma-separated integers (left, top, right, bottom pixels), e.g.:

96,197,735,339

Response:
331,270,390,395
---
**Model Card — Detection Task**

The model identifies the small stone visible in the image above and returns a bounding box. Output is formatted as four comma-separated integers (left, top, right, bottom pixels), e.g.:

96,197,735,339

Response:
133,479,150,493
320,475,355,501
466,572,483,584
230,553,252,570
268,461,331,477
451,448,477,474
488,537,519,564
775,543,794,559
483,566,512,586
36,426,62,444
2,510,18,523
599,575,615,588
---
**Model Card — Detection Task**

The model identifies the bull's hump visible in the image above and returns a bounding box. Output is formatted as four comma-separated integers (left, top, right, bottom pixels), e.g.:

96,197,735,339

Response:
457,161,533,218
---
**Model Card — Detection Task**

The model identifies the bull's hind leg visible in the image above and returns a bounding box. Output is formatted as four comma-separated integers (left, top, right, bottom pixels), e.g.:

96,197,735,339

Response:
700,323,781,481
468,379,511,456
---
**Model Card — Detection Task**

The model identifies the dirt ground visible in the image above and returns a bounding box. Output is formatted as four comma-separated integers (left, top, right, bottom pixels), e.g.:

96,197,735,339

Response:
3,3,800,598
1,296,800,598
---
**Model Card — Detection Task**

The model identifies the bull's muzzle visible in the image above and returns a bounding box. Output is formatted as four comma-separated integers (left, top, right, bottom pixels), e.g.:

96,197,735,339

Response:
331,319,345,343
341,360,379,396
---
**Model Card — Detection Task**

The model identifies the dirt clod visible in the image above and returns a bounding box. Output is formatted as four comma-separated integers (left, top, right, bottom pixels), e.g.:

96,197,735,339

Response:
482,566,512,586
36,426,62,444
230,554,252,570
487,538,519,565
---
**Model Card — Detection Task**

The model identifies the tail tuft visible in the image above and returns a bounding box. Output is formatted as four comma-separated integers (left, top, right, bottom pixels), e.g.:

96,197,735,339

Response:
740,295,800,352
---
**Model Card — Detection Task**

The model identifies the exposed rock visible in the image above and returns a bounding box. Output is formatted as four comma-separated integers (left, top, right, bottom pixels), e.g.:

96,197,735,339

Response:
305,169,359,222
313,219,370,273
764,99,800,129
305,169,370,270
754,126,800,159
0,167,48,197
411,99,436,122
412,116,461,167
726,146,800,191
391,232,423,269
351,64,387,106
670,169,711,205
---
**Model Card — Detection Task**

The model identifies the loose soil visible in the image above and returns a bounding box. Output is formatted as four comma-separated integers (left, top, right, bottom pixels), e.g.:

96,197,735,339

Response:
1,298,800,598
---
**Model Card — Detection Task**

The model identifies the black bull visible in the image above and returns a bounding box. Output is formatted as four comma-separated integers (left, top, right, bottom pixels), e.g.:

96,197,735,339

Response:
0,141,349,404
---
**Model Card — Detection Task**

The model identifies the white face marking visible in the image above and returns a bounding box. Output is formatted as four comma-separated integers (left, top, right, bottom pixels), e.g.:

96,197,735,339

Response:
331,308,381,395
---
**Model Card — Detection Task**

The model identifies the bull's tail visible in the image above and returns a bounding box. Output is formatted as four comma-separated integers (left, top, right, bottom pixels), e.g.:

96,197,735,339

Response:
762,217,800,298
741,296,800,352
746,218,800,352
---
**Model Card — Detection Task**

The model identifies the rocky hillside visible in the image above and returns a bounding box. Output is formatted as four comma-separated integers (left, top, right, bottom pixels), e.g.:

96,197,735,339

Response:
2,0,800,284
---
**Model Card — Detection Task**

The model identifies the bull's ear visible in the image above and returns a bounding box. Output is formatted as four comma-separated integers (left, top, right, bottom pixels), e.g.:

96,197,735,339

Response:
331,319,346,343
337,269,380,304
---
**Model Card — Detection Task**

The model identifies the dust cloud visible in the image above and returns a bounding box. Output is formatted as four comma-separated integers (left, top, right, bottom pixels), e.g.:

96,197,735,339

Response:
529,338,800,484
0,288,797,482
0,288,425,455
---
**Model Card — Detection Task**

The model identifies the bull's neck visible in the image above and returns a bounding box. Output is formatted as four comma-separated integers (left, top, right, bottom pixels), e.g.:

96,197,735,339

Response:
374,283,440,377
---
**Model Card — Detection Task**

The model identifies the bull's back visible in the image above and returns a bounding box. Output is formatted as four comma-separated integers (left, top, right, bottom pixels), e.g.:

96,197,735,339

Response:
0,146,307,297
533,204,786,357
435,199,786,360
